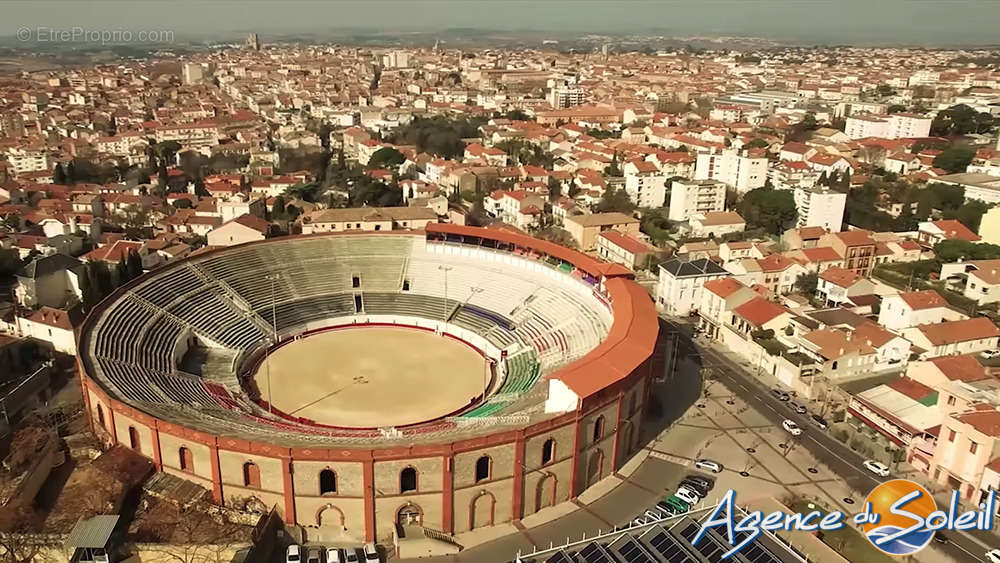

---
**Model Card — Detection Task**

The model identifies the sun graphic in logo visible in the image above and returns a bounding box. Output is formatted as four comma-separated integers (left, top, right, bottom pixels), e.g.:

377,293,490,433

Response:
861,479,937,556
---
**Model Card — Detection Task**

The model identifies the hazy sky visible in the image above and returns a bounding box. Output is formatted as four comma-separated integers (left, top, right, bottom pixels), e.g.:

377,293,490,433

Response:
3,0,999,46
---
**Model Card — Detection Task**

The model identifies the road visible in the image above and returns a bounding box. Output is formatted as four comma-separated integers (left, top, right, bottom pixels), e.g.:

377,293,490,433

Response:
688,330,998,562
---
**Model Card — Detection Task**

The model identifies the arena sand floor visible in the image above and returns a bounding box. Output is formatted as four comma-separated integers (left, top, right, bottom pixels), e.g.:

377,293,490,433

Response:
254,326,490,428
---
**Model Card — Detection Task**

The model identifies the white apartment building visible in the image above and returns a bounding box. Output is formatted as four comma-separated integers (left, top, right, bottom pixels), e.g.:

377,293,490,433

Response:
694,149,767,193
623,160,667,208
656,258,730,316
845,113,932,140
6,148,53,175
793,185,847,231
548,84,586,109
668,179,726,222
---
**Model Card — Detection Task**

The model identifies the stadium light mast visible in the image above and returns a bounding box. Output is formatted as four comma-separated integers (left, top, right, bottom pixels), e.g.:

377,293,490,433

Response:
264,272,281,413
438,265,452,327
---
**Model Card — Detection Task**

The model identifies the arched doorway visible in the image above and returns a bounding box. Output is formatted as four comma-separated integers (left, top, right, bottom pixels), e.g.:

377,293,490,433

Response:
397,503,422,527
470,492,495,530
316,504,345,528
534,474,557,512
586,450,604,488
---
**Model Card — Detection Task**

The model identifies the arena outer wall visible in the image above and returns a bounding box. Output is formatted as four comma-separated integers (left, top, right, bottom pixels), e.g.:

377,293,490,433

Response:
76,225,659,543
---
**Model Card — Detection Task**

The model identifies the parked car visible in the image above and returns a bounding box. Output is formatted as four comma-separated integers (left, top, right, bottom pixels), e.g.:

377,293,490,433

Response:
782,419,803,436
810,414,829,429
327,548,344,562
932,532,948,545
674,487,700,505
694,459,723,473
644,509,665,521
986,549,1000,563
345,548,360,563
685,475,713,491
772,389,791,401
863,460,890,477
286,545,302,563
788,401,808,414
655,500,679,516
680,478,710,497
306,547,322,563
980,350,1000,359
363,543,379,562
664,495,691,513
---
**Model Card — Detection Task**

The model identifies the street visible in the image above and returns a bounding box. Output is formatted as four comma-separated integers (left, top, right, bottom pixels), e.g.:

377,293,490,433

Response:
694,333,998,562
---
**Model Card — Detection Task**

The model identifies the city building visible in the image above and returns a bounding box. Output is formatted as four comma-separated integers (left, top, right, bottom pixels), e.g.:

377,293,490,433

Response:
667,179,726,222
622,160,667,208
655,258,729,316
564,212,640,251
693,149,768,193
793,185,846,231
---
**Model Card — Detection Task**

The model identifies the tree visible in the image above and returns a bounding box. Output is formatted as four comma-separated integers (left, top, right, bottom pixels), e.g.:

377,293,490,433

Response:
547,176,562,202
337,148,346,170
596,187,636,213
271,195,286,220
52,164,66,185
80,262,100,311
367,147,405,169
745,138,769,150
934,239,1000,262
933,147,976,173
932,104,996,136
533,226,577,249
606,152,622,176
126,250,143,280
172,198,192,209
116,255,129,283
794,272,818,295
738,187,797,235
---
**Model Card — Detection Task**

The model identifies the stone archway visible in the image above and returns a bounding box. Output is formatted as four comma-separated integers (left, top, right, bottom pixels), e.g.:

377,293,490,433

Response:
586,449,604,488
469,491,495,530
534,474,557,512
316,504,345,528
397,503,422,527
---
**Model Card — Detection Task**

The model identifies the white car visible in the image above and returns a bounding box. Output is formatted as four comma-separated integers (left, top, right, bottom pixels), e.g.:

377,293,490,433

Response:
985,549,1000,563
327,548,343,563
285,545,302,563
863,460,891,477
674,487,700,505
694,459,723,473
363,543,379,562
981,350,1000,359
782,419,803,436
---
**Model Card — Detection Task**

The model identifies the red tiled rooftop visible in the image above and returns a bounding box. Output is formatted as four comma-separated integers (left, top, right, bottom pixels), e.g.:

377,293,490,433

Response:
703,277,747,299
918,317,1000,346
928,354,991,382
898,290,948,310
733,297,789,326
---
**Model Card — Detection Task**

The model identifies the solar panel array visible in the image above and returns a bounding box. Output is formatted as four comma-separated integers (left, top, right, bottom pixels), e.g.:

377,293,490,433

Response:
518,513,802,563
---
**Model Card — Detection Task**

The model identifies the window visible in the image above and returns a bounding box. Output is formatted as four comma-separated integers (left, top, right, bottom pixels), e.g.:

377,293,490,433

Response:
128,426,141,452
970,442,979,455
179,447,194,472
243,462,261,488
541,438,555,465
319,469,337,494
352,275,360,288
96,404,105,427
831,361,838,370
400,467,417,493
475,456,491,483
402,280,410,291
592,416,605,443
948,430,956,442
947,396,956,406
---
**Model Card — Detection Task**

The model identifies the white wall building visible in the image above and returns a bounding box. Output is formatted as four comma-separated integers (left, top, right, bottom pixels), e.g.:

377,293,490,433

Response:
623,161,667,208
668,179,726,222
656,258,730,316
694,149,768,193
845,113,932,140
793,185,846,231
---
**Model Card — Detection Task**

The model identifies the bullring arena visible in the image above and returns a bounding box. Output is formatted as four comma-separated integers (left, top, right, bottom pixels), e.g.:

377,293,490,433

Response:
77,224,658,544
